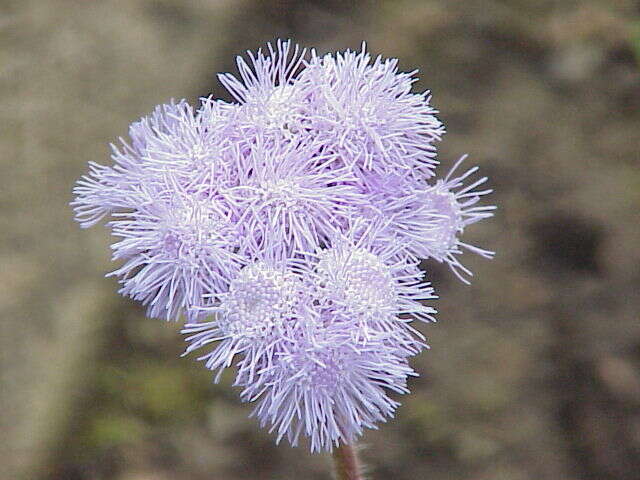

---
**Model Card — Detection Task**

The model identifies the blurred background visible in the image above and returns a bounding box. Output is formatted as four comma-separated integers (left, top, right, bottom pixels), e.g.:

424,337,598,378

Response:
1,1,639,479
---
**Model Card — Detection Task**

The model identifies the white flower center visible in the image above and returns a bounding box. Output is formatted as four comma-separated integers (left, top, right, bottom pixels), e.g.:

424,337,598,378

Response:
220,262,300,341
316,246,395,316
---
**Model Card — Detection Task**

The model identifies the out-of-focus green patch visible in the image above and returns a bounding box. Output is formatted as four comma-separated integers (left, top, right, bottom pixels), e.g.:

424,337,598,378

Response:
454,429,501,461
467,375,512,414
630,21,640,66
122,362,208,422
86,412,146,449
401,397,453,445
98,365,129,397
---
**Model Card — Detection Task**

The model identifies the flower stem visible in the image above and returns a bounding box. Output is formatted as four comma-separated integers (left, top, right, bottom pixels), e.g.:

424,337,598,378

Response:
332,443,363,480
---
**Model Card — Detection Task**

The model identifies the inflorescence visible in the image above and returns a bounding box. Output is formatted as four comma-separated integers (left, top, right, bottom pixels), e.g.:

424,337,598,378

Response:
72,40,494,452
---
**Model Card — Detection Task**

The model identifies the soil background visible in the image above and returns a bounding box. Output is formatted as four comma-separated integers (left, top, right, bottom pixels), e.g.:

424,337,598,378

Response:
1,1,639,479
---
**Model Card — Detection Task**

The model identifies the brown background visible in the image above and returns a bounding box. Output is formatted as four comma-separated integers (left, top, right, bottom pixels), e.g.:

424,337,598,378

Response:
1,1,639,479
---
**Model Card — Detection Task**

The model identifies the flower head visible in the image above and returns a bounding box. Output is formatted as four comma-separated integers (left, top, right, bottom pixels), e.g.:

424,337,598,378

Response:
243,324,416,452
229,137,361,253
300,45,444,175
405,156,496,281
298,225,437,336
73,100,247,320
183,256,310,381
109,192,244,320
184,225,432,449
218,39,309,137
73,39,495,452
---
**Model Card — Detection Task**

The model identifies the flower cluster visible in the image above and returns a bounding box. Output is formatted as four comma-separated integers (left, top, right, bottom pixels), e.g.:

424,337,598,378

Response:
72,40,494,451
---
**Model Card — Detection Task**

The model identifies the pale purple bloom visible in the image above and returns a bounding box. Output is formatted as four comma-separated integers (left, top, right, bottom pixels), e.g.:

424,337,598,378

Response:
299,45,444,175
218,40,306,112
109,192,245,320
73,100,237,228
72,39,495,452
295,225,437,340
184,228,433,451
218,40,309,138
182,255,312,383
228,136,360,254
73,100,245,320
354,156,495,282
407,156,496,281
243,323,417,452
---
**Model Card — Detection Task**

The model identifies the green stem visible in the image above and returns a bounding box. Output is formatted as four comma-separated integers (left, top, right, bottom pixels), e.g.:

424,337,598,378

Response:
332,443,363,480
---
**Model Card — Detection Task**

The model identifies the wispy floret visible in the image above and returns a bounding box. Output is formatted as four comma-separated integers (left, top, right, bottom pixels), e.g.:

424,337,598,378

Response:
72,160,143,228
406,156,496,282
353,156,495,282
300,44,444,174
73,99,244,320
294,225,437,336
72,100,238,228
218,39,309,136
182,257,309,381
110,193,244,320
231,137,361,253
243,324,417,452
125,101,234,186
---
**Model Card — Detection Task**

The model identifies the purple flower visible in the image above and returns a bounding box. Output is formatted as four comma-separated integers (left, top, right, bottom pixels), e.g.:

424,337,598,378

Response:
406,156,495,281
109,192,245,320
296,225,436,338
299,44,444,175
182,255,311,383
353,156,495,282
218,40,309,137
73,39,495,452
183,226,432,450
229,136,361,254
73,101,237,227
73,100,246,320
243,323,417,452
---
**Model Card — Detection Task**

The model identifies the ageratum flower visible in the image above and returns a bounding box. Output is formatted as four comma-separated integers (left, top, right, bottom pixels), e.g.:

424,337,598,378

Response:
109,192,244,320
406,156,496,281
229,136,361,254
243,321,417,452
74,101,237,227
354,156,495,282
73,100,248,320
296,225,436,339
182,256,309,380
73,39,495,452
218,40,309,137
185,225,432,450
300,44,444,175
